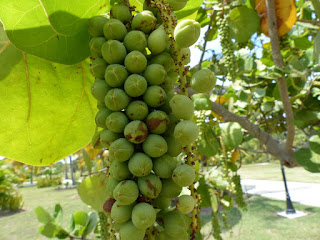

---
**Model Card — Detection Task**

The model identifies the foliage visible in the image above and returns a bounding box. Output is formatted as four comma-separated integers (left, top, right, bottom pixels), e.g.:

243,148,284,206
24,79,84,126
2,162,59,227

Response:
35,203,98,239
0,161,24,211
36,176,62,188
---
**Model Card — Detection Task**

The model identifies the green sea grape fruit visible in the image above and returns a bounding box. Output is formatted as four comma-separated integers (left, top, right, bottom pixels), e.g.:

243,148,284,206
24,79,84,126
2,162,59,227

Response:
124,74,148,97
143,64,167,86
91,79,111,102
132,203,156,229
103,19,127,41
111,201,134,224
110,4,132,23
164,113,180,136
190,68,216,93
174,120,199,145
106,178,120,199
119,221,146,240
128,153,153,177
172,164,195,187
124,31,148,52
174,19,201,48
153,154,178,178
100,129,121,148
95,108,112,128
142,134,167,158
138,174,162,199
126,101,149,120
113,180,139,205
191,93,211,110
164,136,182,157
124,51,148,73
169,95,194,120
165,0,189,11
163,211,188,238
146,110,169,134
109,138,135,162
148,25,168,55
124,121,148,144
101,40,127,64
159,178,182,198
109,160,131,181
158,91,174,113
160,71,177,92
92,131,103,149
152,197,171,210
90,58,107,78
97,101,106,110
106,112,129,133
176,195,195,214
88,15,109,37
143,86,167,108
150,52,174,72
105,64,128,87
89,37,106,57
105,88,130,111
131,10,157,34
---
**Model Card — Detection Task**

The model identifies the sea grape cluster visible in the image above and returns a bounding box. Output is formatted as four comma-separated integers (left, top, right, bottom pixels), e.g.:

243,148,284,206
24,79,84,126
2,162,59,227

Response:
88,3,199,240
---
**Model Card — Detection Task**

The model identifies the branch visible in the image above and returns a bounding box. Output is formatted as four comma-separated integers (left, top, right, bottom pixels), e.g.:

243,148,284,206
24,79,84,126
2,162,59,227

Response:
198,9,215,70
211,102,298,167
266,0,295,152
297,19,320,26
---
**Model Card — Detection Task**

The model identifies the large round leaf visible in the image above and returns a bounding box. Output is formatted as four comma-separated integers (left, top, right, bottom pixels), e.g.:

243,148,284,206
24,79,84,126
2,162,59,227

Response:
0,0,108,64
78,173,109,212
310,135,320,155
0,25,97,166
197,127,220,157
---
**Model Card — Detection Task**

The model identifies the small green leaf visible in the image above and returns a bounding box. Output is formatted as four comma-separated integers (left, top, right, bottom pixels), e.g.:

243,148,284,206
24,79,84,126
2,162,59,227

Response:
129,0,143,12
253,88,266,99
82,149,93,174
221,195,233,210
53,204,63,226
82,212,98,237
197,177,211,208
35,206,53,224
39,223,58,238
228,6,260,43
310,135,320,155
73,211,89,226
220,122,243,151
78,173,109,212
197,127,220,157
209,190,218,213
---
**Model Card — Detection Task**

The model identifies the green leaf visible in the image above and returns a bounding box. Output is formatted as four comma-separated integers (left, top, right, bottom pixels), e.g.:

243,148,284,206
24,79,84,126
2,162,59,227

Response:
0,25,97,166
39,223,59,238
82,149,93,174
197,177,211,208
295,110,320,122
73,211,89,226
209,190,218,213
129,0,144,12
78,173,109,212
220,122,243,151
53,204,63,226
312,0,320,18
310,135,320,155
175,0,203,20
228,6,260,43
221,195,233,210
197,127,220,157
82,212,98,237
253,88,266,99
35,206,53,224
0,0,108,64
314,31,320,64
295,148,320,173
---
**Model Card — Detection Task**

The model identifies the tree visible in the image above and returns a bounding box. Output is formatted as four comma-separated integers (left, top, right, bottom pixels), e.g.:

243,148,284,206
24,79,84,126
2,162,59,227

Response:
0,0,319,239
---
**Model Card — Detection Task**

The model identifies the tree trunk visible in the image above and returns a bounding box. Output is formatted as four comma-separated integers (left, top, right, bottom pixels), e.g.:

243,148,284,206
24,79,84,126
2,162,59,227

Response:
64,158,69,179
30,166,33,184
69,155,75,185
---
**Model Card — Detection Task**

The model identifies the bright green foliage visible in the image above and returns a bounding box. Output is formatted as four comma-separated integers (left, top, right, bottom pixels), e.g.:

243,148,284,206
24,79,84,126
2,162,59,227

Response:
132,203,156,229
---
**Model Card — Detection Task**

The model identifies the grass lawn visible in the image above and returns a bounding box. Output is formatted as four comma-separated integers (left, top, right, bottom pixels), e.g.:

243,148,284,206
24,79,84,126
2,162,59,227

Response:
1,187,320,240
201,195,320,240
0,186,93,240
238,162,320,183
